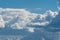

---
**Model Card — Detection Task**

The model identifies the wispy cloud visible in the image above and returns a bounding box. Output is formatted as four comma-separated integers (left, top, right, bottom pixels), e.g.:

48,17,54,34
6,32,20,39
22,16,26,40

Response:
35,8,42,10
57,0,60,10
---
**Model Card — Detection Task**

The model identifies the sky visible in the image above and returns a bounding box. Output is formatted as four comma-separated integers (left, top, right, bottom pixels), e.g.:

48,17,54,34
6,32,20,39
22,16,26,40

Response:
0,0,60,40
0,0,58,13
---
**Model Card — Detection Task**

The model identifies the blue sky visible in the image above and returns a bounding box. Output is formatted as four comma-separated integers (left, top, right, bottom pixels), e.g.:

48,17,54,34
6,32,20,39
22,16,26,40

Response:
0,0,57,13
0,0,60,40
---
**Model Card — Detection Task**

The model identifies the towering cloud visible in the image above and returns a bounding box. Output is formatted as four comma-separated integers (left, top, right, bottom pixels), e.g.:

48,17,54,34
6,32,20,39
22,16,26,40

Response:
0,8,58,31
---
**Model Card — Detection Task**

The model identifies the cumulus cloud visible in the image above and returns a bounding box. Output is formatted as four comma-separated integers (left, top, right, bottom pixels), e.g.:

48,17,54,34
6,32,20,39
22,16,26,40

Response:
0,8,58,32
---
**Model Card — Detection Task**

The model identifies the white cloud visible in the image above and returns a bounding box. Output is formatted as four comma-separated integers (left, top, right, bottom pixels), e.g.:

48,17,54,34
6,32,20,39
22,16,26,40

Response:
30,21,49,26
0,8,58,30
11,23,24,29
27,27,35,32
0,15,5,28
27,10,58,27
45,10,58,18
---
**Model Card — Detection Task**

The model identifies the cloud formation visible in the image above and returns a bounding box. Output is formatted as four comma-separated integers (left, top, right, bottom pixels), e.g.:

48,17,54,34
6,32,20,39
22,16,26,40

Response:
0,8,58,32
